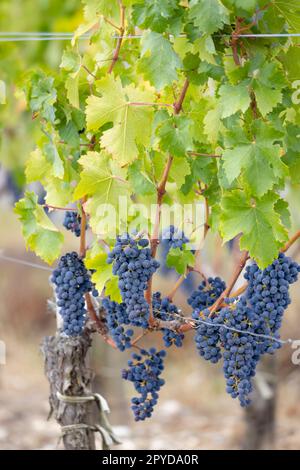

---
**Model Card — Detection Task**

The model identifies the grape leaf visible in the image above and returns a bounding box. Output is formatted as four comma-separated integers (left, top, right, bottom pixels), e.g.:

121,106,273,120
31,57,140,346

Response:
169,157,191,189
128,160,156,196
25,148,52,183
29,73,57,123
85,252,113,295
105,276,122,303
60,49,81,73
166,247,195,275
220,190,288,267
139,32,182,90
251,62,285,117
204,104,225,143
14,192,63,264
132,0,179,33
224,0,258,12
157,115,193,157
74,151,128,205
219,81,251,118
189,0,229,34
272,0,300,32
86,75,155,165
222,124,288,196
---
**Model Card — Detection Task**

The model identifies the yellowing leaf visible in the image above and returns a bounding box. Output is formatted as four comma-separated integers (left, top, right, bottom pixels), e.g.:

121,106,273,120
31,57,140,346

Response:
14,192,63,264
86,76,155,165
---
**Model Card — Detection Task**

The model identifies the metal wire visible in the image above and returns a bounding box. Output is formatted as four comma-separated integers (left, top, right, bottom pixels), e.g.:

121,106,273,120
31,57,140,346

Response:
0,250,298,346
152,308,297,347
0,31,299,42
0,253,53,271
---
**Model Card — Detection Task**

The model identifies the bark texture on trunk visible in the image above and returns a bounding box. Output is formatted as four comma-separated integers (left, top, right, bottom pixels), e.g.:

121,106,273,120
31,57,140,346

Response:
42,330,96,450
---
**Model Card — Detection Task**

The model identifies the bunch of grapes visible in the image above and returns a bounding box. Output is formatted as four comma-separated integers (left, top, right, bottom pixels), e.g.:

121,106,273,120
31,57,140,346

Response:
107,234,160,328
122,348,166,421
152,292,185,347
218,299,259,407
102,297,134,351
161,225,189,251
188,277,226,310
63,211,82,237
193,309,222,364
51,252,93,336
244,253,300,353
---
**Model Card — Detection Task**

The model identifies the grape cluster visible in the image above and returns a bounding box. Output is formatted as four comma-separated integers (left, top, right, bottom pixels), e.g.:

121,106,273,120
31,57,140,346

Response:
107,234,160,328
193,309,222,364
122,348,166,421
188,277,226,310
244,253,300,353
218,300,258,406
51,252,93,336
206,253,300,406
102,297,134,351
152,292,184,348
63,211,82,237
161,225,189,250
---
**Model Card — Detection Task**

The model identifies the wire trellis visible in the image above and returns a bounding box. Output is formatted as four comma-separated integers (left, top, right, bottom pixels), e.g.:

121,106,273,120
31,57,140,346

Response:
0,31,299,42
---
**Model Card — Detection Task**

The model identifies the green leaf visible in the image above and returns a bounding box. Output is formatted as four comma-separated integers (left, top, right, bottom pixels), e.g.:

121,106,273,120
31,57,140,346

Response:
65,73,80,108
60,49,81,73
43,141,64,179
29,73,57,123
220,190,288,268
225,0,258,13
105,276,122,303
128,160,156,196
86,76,154,165
132,0,179,33
272,0,300,32
139,32,182,90
219,81,251,118
203,104,225,143
14,192,63,264
74,152,129,234
274,199,291,229
251,62,285,117
189,0,229,34
25,148,52,183
222,124,288,196
85,252,113,295
157,115,193,157
169,157,191,189
166,247,195,275
74,151,128,204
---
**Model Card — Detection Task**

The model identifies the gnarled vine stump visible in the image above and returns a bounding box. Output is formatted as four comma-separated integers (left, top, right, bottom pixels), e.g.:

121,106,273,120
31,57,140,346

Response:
42,330,96,450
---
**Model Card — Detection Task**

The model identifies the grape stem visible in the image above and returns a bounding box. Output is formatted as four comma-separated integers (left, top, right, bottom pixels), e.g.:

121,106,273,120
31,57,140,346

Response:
230,228,300,298
167,188,210,301
188,151,221,158
108,1,125,74
146,79,190,327
208,250,249,316
43,204,78,212
79,198,87,258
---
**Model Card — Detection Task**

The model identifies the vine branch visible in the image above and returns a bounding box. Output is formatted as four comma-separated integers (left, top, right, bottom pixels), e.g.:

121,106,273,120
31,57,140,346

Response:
108,1,125,74
146,79,190,327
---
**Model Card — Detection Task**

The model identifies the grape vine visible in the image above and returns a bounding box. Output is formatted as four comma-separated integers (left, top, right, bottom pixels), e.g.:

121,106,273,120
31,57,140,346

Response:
12,0,300,430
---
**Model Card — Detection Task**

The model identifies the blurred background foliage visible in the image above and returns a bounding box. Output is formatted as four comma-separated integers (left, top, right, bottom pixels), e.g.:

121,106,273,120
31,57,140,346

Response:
0,0,82,191
0,0,300,451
